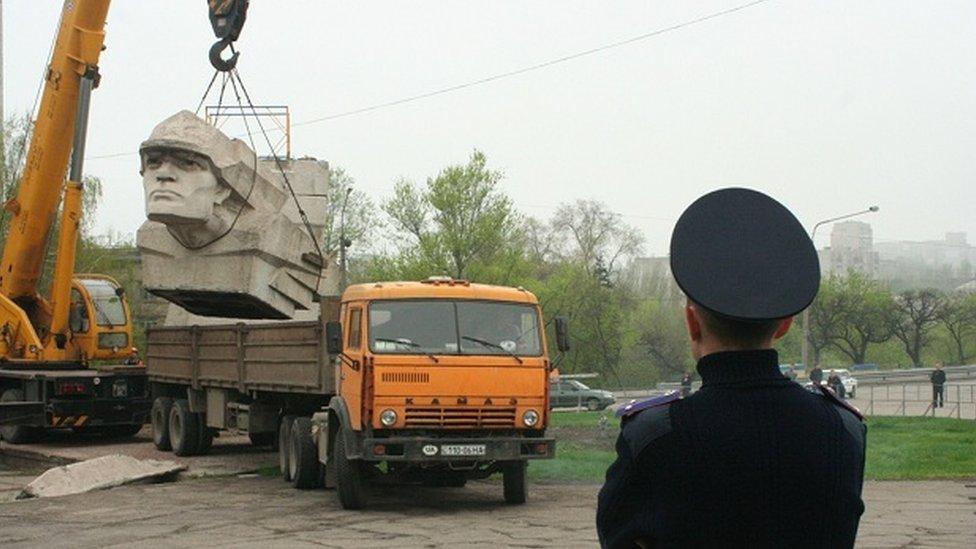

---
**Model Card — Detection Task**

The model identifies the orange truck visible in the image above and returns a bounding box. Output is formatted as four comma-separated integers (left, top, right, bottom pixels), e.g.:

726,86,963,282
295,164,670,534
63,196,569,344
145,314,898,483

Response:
146,277,567,508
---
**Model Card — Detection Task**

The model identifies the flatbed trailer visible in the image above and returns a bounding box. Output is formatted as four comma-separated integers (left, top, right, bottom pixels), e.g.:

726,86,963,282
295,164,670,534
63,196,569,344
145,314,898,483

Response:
0,365,150,441
147,320,335,455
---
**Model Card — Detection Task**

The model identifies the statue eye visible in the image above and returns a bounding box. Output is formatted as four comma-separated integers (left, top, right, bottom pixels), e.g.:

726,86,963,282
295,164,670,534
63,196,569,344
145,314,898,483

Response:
180,158,203,170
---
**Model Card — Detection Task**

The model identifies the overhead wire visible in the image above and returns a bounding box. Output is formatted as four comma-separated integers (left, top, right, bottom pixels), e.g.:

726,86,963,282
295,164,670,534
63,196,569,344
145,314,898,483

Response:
85,0,774,161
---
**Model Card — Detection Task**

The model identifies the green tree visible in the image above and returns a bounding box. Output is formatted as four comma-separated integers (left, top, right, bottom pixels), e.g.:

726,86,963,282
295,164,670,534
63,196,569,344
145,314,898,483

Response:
830,272,896,365
890,289,944,367
380,150,522,283
550,199,644,278
319,166,379,256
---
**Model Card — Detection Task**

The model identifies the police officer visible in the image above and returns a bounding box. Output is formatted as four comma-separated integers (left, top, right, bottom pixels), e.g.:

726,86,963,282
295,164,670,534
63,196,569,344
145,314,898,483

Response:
597,188,867,548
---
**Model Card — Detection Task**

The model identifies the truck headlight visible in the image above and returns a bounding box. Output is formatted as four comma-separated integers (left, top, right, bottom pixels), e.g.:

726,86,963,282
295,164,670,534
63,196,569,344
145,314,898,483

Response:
380,409,398,427
523,410,539,427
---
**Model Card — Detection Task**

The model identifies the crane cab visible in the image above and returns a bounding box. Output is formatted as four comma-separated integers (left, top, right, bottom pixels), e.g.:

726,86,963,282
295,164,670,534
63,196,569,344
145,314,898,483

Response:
68,275,134,362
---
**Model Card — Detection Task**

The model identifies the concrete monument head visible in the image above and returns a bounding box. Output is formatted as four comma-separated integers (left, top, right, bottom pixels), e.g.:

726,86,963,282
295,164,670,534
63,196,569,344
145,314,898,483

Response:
140,111,262,247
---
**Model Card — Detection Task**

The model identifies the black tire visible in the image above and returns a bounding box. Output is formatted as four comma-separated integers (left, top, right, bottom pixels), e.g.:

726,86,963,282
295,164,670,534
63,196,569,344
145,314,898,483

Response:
249,431,276,448
289,417,320,489
196,416,214,455
586,398,600,411
279,415,296,481
0,388,39,444
502,461,527,504
151,397,173,451
169,399,200,456
101,424,144,439
334,430,367,509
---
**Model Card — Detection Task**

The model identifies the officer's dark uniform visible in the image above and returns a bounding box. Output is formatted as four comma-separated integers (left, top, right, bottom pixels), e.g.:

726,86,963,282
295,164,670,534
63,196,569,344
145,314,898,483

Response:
596,189,867,548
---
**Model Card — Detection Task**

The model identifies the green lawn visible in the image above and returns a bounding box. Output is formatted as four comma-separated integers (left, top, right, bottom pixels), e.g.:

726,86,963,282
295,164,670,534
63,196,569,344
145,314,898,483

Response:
528,412,976,483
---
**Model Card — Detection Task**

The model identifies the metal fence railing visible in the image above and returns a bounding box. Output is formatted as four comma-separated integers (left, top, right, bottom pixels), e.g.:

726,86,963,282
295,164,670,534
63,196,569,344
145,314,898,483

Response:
854,382,976,420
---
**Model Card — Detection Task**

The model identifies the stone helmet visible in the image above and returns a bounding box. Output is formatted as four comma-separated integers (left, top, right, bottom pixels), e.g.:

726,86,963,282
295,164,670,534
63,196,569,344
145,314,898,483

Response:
139,110,278,207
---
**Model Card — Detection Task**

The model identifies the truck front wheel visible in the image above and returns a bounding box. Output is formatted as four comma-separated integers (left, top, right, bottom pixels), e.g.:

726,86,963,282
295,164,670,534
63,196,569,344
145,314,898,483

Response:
334,431,366,509
151,397,173,450
169,399,200,456
502,461,527,504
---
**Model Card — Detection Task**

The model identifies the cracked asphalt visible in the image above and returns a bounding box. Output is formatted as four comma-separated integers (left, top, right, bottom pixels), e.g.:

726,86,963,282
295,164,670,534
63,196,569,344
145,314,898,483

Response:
0,476,973,548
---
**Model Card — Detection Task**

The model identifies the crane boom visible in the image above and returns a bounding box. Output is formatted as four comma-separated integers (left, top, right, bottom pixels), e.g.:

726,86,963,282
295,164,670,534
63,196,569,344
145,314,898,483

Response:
0,0,109,304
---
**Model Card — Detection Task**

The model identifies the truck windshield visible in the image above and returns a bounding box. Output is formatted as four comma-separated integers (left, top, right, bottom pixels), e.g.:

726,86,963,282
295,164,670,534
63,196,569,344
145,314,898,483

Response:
369,300,542,357
79,279,127,327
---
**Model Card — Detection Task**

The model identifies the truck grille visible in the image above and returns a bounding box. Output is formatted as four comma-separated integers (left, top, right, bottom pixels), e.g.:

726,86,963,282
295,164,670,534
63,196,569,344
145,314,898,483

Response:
380,372,430,383
404,407,516,428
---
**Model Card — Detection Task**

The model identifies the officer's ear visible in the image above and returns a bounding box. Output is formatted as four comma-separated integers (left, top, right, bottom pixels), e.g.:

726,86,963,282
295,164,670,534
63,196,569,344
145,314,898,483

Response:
772,316,794,340
684,304,703,342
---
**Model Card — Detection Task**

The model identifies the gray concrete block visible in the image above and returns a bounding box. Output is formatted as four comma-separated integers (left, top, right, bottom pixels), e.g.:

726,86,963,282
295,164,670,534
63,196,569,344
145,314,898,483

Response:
19,454,185,499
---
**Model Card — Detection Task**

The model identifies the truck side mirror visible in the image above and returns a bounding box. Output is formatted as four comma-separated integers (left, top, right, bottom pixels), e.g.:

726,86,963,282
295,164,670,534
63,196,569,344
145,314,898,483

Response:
325,321,343,355
554,316,570,352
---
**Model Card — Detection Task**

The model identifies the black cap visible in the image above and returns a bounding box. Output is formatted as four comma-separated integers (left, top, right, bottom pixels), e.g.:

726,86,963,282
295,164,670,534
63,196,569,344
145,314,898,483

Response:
669,188,819,321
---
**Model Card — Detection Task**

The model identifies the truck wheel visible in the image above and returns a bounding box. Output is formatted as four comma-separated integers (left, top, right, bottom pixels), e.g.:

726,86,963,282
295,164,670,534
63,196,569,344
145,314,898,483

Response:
279,415,296,481
586,398,600,411
0,389,39,444
289,417,320,489
151,397,173,450
169,399,200,456
334,431,367,509
249,431,275,448
502,461,527,504
197,416,214,455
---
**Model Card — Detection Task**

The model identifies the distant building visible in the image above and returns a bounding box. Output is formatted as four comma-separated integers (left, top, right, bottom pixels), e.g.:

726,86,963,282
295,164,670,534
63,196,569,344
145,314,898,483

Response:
819,221,879,277
875,232,976,272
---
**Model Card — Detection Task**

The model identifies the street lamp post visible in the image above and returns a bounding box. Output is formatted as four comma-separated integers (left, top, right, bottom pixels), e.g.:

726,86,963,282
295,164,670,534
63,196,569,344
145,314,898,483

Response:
801,205,879,370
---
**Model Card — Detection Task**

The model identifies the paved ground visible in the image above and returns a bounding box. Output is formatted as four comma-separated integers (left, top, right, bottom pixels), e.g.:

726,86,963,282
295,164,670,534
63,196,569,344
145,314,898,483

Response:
0,475,972,548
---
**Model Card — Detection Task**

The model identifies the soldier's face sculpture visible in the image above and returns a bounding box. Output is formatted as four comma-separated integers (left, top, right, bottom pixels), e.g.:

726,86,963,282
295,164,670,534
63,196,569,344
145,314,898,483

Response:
142,149,226,225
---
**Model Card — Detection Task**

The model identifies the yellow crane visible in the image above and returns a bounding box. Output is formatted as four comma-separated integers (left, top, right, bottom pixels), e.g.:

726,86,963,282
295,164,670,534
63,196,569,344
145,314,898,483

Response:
0,0,248,438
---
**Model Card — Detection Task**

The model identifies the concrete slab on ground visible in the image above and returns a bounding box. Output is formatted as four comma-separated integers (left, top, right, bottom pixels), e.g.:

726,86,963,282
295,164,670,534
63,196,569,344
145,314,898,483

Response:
0,425,276,480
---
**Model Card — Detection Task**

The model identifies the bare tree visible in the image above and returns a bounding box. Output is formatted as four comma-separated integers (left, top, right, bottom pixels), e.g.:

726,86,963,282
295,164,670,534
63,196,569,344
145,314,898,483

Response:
937,291,976,364
890,289,944,368
551,199,644,277
830,272,896,364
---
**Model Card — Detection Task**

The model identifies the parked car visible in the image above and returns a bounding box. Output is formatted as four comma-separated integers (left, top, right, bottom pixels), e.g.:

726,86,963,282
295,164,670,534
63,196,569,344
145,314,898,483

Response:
804,369,858,398
549,379,615,411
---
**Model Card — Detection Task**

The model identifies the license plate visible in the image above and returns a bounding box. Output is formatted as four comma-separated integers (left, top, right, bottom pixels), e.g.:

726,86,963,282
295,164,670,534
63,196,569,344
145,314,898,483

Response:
112,380,128,397
440,444,486,457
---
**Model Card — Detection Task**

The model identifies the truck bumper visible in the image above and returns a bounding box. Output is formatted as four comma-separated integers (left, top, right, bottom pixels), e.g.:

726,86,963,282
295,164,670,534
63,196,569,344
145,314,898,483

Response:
47,397,152,427
360,436,555,462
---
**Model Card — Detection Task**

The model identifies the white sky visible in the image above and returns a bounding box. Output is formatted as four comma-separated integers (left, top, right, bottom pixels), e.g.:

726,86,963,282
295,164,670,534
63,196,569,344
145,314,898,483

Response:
3,0,974,256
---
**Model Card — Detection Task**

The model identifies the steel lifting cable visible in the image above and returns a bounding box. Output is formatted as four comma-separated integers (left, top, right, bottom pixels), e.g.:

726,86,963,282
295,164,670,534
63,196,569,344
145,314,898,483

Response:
228,61,326,296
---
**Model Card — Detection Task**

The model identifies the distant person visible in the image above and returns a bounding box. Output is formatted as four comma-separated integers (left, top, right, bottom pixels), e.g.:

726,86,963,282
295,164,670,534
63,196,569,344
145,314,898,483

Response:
784,364,797,381
680,372,693,397
597,188,866,548
931,362,947,408
827,370,846,399
809,364,824,385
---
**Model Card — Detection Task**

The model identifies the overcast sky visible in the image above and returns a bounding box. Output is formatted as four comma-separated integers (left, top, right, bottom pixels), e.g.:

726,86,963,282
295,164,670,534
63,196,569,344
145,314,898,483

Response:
4,0,974,256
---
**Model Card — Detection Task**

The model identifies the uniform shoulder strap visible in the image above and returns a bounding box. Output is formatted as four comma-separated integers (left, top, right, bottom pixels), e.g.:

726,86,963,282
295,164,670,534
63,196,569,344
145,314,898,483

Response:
817,384,865,421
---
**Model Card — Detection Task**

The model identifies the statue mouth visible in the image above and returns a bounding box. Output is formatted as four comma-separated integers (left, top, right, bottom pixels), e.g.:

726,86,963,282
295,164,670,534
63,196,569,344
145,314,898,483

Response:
149,190,184,201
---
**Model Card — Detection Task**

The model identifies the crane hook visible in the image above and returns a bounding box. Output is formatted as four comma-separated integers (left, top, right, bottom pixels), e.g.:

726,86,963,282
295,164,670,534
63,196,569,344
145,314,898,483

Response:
209,38,240,72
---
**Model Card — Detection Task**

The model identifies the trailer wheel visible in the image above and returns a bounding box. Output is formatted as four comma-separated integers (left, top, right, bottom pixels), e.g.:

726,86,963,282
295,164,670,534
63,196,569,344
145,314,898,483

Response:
334,430,367,509
0,389,39,444
169,399,200,456
289,417,320,489
151,397,173,450
278,415,296,481
502,461,527,504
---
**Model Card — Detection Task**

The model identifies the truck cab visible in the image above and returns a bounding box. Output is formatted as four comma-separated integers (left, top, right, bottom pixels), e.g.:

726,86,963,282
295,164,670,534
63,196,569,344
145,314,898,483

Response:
317,277,565,509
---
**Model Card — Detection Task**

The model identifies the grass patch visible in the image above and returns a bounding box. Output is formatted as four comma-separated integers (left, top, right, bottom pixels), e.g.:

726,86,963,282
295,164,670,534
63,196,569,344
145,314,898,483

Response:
535,412,976,483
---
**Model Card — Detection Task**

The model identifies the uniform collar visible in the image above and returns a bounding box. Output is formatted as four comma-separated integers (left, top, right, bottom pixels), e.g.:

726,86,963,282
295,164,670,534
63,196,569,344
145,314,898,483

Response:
696,349,782,385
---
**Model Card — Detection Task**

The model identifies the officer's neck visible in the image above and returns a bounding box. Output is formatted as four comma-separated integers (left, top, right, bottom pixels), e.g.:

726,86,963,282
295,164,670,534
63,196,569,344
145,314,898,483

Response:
691,333,775,361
